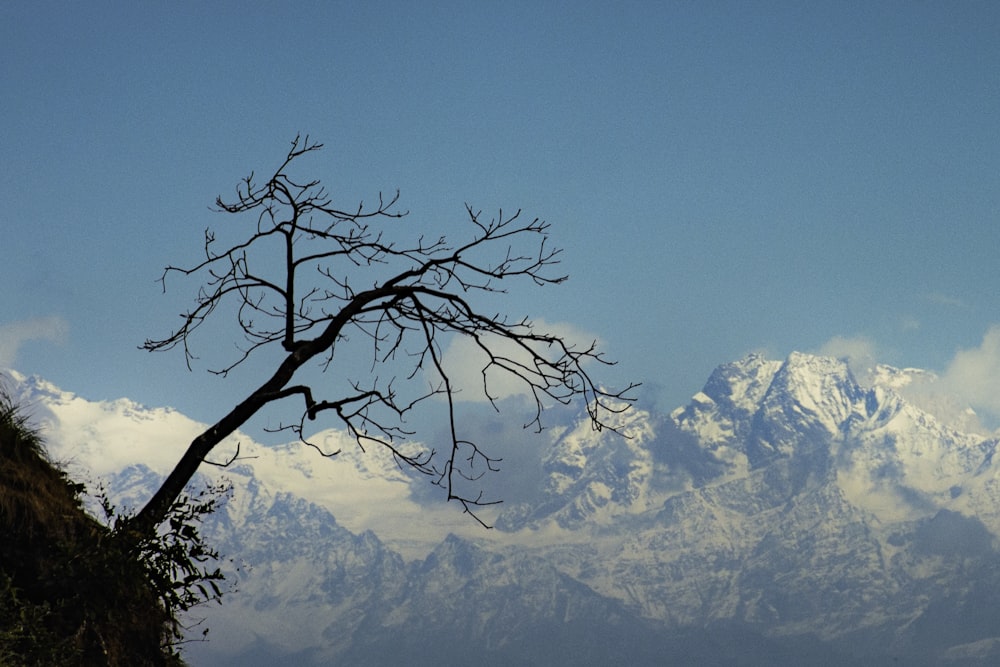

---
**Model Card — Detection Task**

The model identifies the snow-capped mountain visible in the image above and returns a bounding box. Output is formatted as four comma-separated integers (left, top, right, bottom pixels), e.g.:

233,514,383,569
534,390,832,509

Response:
8,351,1000,665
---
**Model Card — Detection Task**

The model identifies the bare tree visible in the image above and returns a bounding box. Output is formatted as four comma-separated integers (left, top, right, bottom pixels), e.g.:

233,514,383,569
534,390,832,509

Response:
128,135,635,535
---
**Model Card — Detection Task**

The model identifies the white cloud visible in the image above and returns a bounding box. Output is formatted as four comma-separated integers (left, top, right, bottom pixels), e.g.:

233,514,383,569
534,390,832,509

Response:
0,316,69,367
937,325,1000,421
437,319,599,403
899,315,921,332
815,335,878,381
924,292,970,309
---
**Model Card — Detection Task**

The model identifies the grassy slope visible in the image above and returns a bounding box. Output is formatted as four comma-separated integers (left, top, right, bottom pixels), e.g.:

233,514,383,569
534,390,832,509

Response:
0,386,183,666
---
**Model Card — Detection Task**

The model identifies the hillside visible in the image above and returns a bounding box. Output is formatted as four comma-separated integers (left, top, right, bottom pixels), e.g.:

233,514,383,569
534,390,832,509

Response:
0,385,210,666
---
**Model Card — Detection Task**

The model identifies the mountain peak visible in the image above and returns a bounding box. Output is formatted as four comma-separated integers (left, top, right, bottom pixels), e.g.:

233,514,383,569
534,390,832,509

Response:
698,353,782,415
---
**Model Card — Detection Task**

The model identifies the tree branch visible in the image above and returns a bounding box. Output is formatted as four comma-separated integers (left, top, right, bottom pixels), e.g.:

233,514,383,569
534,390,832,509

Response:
129,135,636,534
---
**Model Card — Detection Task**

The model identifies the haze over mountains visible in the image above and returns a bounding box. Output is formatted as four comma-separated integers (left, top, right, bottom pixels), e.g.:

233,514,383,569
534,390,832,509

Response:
9,351,1000,666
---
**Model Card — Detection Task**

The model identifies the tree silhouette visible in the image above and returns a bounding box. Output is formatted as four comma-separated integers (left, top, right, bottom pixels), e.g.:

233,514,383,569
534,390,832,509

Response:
129,135,635,535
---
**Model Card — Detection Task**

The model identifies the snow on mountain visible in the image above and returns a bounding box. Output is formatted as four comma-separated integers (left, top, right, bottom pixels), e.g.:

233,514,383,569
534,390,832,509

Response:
495,399,661,530
5,369,208,480
191,485,411,665
492,351,1000,659
9,350,1000,665
669,353,782,477
4,370,484,556
873,362,994,436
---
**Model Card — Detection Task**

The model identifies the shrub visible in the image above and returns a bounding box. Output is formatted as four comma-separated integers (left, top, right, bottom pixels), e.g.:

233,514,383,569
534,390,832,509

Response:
0,385,226,665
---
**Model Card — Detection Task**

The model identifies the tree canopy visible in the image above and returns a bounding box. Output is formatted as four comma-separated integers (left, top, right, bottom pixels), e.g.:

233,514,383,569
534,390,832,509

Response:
131,135,636,534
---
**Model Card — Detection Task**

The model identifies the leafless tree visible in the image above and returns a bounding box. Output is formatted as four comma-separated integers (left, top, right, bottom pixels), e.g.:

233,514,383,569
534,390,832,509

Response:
128,135,636,535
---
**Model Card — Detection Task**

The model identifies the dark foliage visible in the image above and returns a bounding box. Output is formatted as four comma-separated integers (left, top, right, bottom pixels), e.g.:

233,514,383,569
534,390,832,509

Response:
0,386,226,665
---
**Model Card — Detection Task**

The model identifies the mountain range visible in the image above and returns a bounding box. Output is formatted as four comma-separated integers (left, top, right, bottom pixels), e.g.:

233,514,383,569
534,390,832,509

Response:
9,351,1000,665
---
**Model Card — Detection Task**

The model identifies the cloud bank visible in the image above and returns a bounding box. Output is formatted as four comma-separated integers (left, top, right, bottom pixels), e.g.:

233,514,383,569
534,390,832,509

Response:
937,326,1000,422
816,335,878,381
0,316,69,368
437,319,599,403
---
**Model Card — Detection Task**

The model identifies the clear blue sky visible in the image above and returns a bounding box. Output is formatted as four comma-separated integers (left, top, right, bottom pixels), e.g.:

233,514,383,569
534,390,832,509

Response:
3,1,1000,427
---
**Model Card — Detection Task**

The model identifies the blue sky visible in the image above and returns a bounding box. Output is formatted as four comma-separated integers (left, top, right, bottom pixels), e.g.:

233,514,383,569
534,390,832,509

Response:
3,2,1000,429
